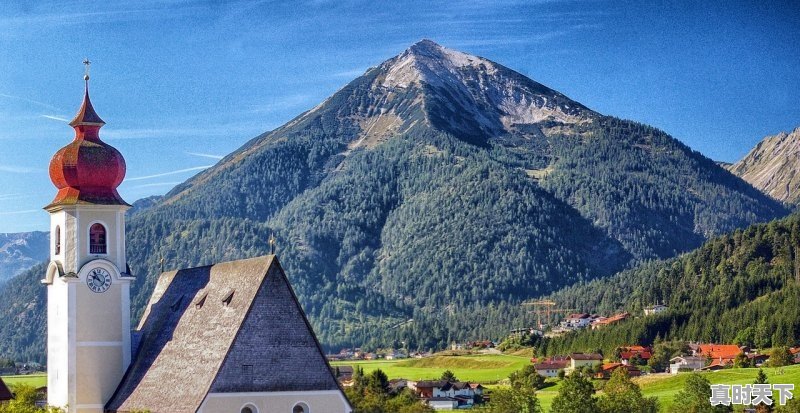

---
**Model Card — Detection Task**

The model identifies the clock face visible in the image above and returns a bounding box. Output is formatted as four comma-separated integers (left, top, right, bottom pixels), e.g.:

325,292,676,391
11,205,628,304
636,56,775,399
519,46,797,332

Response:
86,267,112,293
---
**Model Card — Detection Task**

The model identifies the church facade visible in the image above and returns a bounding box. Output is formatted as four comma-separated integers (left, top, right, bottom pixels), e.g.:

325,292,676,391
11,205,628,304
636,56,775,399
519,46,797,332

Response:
42,68,352,413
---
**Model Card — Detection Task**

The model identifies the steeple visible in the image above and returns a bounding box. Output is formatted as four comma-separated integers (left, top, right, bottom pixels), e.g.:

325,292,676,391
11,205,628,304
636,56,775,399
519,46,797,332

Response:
44,61,134,413
69,59,105,127
46,61,128,209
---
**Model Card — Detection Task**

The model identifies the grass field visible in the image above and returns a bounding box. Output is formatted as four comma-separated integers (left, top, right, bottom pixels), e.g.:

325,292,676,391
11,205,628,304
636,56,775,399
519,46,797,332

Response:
517,365,800,412
1,374,47,388
334,354,800,412
634,365,800,411
331,353,531,383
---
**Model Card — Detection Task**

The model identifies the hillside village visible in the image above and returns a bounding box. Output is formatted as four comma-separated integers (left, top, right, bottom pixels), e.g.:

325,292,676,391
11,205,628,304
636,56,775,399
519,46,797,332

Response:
318,305,800,411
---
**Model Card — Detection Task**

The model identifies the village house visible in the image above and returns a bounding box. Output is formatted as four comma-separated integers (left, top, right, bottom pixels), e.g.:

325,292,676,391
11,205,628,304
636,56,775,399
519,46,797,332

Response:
669,356,706,374
332,365,354,383
692,344,742,365
409,380,482,409
560,313,594,330
388,379,408,395
468,340,496,349
533,359,569,377
427,397,458,410
591,312,630,329
385,350,408,360
702,359,733,371
0,378,12,404
791,348,800,364
643,304,669,316
619,345,652,365
594,363,642,379
566,353,603,374
747,353,770,367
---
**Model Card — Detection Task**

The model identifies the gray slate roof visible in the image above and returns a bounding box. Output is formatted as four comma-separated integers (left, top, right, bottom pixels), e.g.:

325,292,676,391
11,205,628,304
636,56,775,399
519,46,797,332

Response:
106,255,344,413
0,377,12,401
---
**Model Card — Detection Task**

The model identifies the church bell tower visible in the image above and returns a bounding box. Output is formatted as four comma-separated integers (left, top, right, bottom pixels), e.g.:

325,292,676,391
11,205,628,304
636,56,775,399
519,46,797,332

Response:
42,62,133,413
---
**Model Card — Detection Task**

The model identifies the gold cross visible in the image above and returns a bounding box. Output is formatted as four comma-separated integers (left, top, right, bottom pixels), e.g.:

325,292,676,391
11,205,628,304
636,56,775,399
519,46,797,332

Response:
83,58,91,80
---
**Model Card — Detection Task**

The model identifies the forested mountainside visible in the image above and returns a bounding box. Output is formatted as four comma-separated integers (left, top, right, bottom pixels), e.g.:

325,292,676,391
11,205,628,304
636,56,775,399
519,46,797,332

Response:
0,262,46,362
727,126,800,204
0,40,787,362
541,213,800,357
0,232,48,285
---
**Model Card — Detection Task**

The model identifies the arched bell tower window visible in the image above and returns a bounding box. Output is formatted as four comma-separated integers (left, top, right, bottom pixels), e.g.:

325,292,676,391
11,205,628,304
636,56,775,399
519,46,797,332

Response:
89,223,107,254
241,405,258,413
293,403,309,413
54,225,61,255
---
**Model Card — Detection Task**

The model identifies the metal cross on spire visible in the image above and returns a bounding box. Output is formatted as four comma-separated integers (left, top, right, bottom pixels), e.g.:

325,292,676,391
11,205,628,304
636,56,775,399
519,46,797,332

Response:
83,58,91,81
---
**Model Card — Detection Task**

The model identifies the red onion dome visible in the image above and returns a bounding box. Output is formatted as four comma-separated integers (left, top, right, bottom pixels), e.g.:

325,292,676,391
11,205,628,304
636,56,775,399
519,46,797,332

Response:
45,78,129,210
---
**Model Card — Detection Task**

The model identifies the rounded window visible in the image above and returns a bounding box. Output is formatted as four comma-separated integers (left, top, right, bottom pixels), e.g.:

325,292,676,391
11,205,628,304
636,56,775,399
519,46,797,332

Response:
293,403,309,413
241,404,258,413
54,225,61,255
89,223,107,254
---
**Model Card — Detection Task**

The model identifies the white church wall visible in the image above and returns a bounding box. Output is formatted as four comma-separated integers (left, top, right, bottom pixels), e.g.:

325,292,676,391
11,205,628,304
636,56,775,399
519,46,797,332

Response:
198,390,351,413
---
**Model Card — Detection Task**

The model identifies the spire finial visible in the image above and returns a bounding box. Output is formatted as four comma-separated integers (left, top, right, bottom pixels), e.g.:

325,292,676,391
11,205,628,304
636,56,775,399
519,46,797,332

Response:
269,232,276,255
83,58,91,81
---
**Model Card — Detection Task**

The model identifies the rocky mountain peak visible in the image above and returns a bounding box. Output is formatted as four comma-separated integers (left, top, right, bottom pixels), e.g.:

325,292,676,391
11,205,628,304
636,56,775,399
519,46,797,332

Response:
380,39,498,89
728,126,800,203
351,39,597,146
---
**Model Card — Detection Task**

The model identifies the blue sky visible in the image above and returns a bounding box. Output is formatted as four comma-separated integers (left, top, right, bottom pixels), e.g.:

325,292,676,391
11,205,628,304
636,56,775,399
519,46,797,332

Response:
1,0,799,232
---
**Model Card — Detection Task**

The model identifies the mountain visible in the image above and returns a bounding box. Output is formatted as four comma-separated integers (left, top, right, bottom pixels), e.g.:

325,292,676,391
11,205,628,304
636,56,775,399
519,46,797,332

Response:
539,212,800,357
0,40,788,362
727,126,800,204
0,232,48,285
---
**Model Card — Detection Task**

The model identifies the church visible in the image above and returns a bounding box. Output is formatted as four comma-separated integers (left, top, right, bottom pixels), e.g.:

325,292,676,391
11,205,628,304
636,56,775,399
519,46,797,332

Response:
41,66,352,413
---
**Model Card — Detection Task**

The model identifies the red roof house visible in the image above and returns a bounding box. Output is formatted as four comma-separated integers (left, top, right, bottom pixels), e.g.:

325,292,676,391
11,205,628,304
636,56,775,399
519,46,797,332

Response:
619,345,652,365
695,344,742,362
591,313,630,329
594,363,642,379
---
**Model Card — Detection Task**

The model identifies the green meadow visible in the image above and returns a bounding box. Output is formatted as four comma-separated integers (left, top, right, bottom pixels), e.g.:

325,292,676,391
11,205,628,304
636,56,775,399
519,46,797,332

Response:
330,353,531,383
1,373,47,388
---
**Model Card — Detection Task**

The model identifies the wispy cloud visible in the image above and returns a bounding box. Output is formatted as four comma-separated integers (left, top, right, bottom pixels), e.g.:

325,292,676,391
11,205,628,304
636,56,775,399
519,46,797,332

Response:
0,193,30,201
127,165,212,181
0,1,209,28
41,114,70,122
129,181,182,189
332,68,367,78
186,151,224,160
0,209,41,216
0,165,39,174
248,94,314,114
102,122,262,139
446,24,602,48
0,93,61,111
